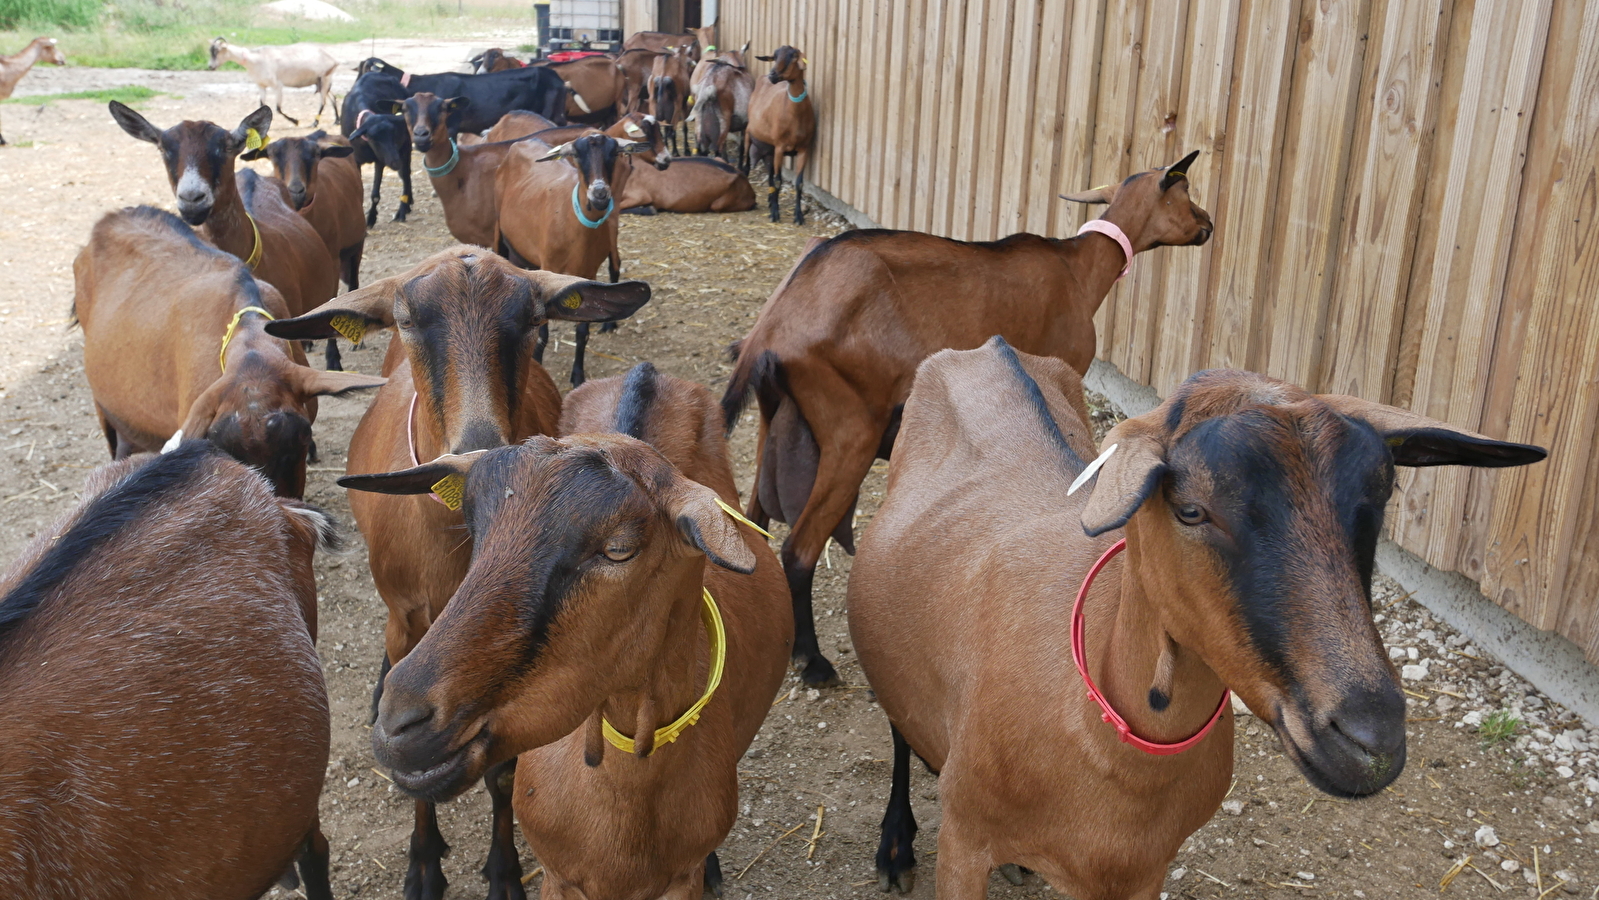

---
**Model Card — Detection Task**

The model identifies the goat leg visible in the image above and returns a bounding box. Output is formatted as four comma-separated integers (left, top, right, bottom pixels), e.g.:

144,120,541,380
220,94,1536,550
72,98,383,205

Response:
570,322,590,388
275,82,301,126
703,852,725,898
324,339,343,372
368,163,383,228
534,323,549,364
875,724,919,894
768,159,782,224
369,649,391,724
481,758,527,900
404,800,450,900
296,818,334,900
396,158,413,222
599,253,620,333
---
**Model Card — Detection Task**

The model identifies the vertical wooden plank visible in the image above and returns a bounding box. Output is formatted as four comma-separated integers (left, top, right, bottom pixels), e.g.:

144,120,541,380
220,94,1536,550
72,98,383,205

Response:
878,0,910,226
889,0,926,228
931,0,970,236
1151,0,1239,397
1086,0,1145,367
997,0,1044,236
1021,0,1075,236
1197,0,1299,371
822,0,843,195
1481,0,1599,648
949,0,990,239
1050,0,1107,238
1258,0,1372,384
1108,0,1189,386
1389,0,1551,567
1318,0,1450,402
868,0,896,223
911,0,948,231
973,0,1020,239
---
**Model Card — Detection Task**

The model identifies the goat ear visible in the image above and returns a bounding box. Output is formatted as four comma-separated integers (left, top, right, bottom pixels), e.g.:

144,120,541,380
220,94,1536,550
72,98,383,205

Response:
1160,150,1201,192
175,381,226,446
755,55,775,61
666,480,757,574
230,106,273,154
108,101,163,145
536,141,576,162
338,451,484,496
1316,395,1548,468
265,276,400,342
378,99,404,116
1060,183,1118,205
1078,420,1168,537
444,97,471,113
290,366,387,398
238,145,268,161
318,142,355,159
529,273,652,323
618,140,653,155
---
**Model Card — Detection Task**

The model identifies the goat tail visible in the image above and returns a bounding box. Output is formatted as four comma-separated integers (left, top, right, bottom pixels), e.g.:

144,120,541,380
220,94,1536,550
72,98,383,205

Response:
565,82,592,114
720,345,782,435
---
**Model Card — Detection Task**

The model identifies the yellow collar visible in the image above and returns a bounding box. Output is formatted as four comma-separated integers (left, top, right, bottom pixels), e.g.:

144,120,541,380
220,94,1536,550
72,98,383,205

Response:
242,212,263,270
219,305,276,372
601,587,726,756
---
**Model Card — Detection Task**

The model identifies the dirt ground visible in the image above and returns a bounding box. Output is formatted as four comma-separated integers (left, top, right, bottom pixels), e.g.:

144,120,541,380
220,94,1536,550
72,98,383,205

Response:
1,57,1597,900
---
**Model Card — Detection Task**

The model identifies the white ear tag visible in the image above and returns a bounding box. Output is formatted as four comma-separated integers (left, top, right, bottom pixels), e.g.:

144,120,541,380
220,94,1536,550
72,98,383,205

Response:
161,430,184,454
1067,443,1117,496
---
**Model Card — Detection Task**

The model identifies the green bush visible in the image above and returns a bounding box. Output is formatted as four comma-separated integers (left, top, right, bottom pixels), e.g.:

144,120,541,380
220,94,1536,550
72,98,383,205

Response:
0,0,102,31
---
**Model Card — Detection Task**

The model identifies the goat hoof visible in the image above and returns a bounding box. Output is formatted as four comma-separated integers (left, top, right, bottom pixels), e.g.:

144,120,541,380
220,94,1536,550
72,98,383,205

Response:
795,653,839,687
703,851,724,898
599,321,619,334
999,863,1024,886
367,211,379,227
876,869,915,894
403,860,448,900
394,209,409,223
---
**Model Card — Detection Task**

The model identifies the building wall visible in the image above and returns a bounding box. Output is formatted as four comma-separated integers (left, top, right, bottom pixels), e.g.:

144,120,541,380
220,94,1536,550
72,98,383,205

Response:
721,0,1599,664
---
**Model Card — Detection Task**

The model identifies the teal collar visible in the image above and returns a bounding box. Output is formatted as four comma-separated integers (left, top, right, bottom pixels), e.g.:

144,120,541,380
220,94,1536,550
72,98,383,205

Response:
424,138,459,177
572,184,615,228
787,82,808,103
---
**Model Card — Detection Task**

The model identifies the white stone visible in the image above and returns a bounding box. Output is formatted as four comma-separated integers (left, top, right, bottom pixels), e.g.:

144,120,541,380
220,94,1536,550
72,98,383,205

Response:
1221,800,1245,816
1296,872,1316,882
1402,663,1429,681
1500,859,1520,873
1555,869,1577,886
1463,710,1485,727
1474,825,1499,847
1388,646,1406,661
1558,766,1575,779
1407,647,1420,661
1170,868,1187,882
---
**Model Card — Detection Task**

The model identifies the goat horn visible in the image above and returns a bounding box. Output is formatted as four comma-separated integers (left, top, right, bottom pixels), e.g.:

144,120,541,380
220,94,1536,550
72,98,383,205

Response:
535,142,574,162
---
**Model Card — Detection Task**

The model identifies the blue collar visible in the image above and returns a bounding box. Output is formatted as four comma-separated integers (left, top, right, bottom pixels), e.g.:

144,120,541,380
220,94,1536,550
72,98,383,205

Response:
424,138,459,177
787,83,808,103
571,184,615,228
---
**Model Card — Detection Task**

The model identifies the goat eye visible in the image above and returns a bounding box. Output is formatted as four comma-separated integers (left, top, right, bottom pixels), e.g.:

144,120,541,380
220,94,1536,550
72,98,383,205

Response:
1175,503,1207,526
602,540,638,562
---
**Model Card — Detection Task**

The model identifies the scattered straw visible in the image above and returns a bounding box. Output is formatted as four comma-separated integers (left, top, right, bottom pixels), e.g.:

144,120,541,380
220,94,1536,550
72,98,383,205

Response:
806,804,825,860
736,822,806,879
1439,855,1470,891
521,866,544,885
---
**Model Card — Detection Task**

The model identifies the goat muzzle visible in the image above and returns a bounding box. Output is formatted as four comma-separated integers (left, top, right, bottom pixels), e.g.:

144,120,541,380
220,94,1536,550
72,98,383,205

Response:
1274,683,1406,798
372,696,492,802
588,180,612,207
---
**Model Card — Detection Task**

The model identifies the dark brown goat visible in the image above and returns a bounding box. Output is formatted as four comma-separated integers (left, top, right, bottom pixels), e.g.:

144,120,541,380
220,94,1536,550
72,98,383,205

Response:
849,341,1547,897
648,44,694,155
547,54,626,124
72,206,383,497
345,362,789,900
746,46,814,224
471,47,524,73
110,102,342,369
265,247,650,900
495,131,651,386
395,92,524,248
0,443,338,899
527,111,672,168
244,131,366,294
690,56,753,164
720,153,1214,685
481,109,559,141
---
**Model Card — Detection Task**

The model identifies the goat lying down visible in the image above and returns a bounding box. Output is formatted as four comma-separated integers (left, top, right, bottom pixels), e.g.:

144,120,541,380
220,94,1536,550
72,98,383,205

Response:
848,338,1548,899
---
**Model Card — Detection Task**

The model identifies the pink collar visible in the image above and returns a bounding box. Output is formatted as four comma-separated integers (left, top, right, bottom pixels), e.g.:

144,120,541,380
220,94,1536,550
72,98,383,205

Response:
400,72,413,88
1071,539,1230,755
1076,219,1133,281
407,392,448,507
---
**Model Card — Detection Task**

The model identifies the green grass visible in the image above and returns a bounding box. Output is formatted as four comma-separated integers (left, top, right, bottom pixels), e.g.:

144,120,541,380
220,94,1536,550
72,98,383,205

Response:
3,0,539,70
1477,709,1523,748
4,84,159,104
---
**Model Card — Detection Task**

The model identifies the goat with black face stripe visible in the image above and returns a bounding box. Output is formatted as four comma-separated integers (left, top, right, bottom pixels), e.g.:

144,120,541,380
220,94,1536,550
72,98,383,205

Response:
344,363,790,900
847,339,1547,899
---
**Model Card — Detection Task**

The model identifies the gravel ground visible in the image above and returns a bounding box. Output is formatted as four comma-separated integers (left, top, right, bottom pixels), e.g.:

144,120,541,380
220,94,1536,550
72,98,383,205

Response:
0,58,1596,900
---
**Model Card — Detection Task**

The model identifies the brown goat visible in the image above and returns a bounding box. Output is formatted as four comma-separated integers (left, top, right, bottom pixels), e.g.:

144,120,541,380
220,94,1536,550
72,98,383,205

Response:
495,131,650,386
482,109,560,141
623,29,705,61
471,47,524,73
346,361,790,900
395,93,524,248
616,47,659,115
0,443,338,899
0,37,66,146
747,46,815,224
109,103,342,370
720,153,1213,685
548,54,626,124
690,57,753,165
244,131,366,295
265,247,651,900
72,206,383,497
848,339,1548,898
648,44,695,156
623,156,755,213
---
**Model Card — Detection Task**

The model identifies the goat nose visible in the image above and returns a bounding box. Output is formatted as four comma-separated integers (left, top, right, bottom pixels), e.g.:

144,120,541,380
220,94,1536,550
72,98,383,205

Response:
1328,684,1406,758
589,181,611,204
383,699,435,738
177,188,208,204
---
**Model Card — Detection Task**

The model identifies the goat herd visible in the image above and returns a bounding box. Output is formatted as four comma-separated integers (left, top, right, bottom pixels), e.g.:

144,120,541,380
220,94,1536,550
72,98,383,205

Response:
0,24,1557,900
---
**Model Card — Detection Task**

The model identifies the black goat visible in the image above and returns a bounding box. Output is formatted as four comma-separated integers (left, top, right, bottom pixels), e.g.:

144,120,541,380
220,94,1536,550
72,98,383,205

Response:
353,58,567,133
341,71,413,226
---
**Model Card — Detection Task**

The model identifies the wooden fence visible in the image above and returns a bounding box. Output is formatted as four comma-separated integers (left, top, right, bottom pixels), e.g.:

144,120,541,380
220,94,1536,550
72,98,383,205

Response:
719,0,1599,664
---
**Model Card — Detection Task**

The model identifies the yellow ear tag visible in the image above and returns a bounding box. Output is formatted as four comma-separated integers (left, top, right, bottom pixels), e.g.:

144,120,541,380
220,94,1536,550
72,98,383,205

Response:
561,293,582,310
1386,436,1406,447
802,57,809,65
687,94,695,105
431,473,465,511
329,313,367,345
624,121,644,137
245,128,264,151
714,496,773,539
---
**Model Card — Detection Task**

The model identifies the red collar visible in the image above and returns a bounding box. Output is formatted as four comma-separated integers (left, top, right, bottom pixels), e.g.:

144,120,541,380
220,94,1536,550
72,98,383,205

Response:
1071,539,1230,755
